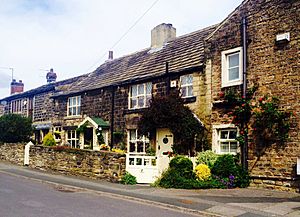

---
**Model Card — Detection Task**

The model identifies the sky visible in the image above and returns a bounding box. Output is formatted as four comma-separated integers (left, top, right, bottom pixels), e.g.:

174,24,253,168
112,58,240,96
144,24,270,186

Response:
0,0,244,99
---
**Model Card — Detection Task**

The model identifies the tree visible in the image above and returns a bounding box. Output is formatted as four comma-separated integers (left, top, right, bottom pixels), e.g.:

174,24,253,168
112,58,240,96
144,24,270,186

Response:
0,114,33,143
138,92,203,155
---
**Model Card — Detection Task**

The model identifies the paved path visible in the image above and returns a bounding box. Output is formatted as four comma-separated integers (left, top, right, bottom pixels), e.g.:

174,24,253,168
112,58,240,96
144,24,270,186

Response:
1,161,300,217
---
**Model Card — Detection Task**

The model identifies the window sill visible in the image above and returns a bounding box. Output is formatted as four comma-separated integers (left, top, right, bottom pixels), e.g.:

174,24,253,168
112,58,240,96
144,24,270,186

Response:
125,108,147,114
221,80,243,88
182,96,196,104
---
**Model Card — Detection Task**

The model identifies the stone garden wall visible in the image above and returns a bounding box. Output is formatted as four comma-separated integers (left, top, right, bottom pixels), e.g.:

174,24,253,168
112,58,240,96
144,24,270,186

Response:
0,143,126,182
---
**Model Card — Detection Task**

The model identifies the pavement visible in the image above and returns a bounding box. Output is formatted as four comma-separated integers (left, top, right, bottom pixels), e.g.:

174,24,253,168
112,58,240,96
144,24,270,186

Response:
0,161,300,217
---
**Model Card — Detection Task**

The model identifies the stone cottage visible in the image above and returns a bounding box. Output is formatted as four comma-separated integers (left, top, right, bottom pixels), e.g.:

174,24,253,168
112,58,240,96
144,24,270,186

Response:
206,0,300,191
0,70,87,143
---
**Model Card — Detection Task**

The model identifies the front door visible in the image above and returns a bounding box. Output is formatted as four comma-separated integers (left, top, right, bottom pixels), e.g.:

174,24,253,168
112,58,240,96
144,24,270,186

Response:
156,128,173,174
156,128,173,156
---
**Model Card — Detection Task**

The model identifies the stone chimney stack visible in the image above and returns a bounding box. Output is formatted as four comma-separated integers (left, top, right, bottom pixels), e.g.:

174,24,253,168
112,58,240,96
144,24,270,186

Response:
151,23,176,49
46,68,57,83
10,79,24,95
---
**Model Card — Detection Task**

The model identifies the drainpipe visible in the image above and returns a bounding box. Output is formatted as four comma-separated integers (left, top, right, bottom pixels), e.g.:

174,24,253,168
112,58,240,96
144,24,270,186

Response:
242,16,248,171
165,62,170,95
110,86,115,148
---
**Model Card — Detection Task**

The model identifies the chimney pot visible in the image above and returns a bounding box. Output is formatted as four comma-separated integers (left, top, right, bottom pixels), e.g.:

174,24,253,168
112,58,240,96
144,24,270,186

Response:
151,23,176,49
108,51,113,60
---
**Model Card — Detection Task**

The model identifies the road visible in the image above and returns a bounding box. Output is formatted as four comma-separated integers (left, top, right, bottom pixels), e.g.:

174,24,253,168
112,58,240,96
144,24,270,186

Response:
0,172,201,217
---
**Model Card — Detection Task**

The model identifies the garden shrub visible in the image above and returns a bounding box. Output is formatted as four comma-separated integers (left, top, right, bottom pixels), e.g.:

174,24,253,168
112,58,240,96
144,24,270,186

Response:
196,150,218,169
121,172,137,185
211,154,238,178
43,132,56,146
0,114,33,143
211,154,250,188
195,164,211,181
169,156,194,179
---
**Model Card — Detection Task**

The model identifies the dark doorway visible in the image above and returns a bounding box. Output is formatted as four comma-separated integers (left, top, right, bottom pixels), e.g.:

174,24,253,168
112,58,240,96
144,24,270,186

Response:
84,127,93,149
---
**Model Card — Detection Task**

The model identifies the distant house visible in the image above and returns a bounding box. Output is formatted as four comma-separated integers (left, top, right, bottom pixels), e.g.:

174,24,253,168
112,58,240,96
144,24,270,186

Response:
0,70,87,143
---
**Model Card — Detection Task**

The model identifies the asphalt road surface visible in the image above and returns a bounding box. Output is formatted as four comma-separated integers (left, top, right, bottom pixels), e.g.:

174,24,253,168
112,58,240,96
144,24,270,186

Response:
0,172,201,217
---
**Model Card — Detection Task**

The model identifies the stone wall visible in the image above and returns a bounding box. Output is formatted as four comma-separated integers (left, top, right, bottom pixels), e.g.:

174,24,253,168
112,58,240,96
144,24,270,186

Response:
0,143,126,182
206,0,300,191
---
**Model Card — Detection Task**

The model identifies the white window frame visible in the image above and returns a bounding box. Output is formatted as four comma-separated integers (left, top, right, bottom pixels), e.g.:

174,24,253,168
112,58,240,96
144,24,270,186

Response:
212,124,239,154
53,126,62,141
128,82,152,109
67,96,81,116
67,130,79,148
180,74,193,98
127,129,149,154
221,47,243,88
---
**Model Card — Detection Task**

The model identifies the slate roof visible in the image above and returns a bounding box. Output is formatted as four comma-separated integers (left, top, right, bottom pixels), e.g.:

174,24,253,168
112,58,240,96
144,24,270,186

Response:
0,74,88,102
55,24,218,97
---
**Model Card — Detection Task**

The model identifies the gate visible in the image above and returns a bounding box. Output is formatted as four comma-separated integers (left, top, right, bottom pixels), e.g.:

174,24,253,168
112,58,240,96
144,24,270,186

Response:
126,154,159,183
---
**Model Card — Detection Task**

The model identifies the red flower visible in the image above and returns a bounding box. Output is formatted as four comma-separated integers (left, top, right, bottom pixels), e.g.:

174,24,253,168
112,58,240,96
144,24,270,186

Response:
259,97,263,102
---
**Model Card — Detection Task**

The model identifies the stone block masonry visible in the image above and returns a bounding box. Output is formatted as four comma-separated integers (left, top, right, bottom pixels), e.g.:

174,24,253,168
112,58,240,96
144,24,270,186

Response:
0,143,126,182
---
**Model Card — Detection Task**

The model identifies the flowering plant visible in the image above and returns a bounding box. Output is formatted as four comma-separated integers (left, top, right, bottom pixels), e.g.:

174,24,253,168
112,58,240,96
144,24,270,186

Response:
100,143,110,151
195,164,211,181
225,85,292,146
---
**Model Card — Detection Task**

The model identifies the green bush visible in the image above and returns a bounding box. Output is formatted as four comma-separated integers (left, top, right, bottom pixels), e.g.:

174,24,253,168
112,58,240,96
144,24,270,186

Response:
211,154,250,188
0,114,33,143
211,154,238,178
43,133,56,146
169,156,194,179
121,172,137,185
196,150,218,169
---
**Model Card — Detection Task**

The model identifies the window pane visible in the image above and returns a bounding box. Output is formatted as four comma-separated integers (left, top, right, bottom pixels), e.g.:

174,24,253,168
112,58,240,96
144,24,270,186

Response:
230,142,238,152
146,83,152,94
220,142,229,152
77,96,81,106
68,98,72,106
130,98,137,108
181,76,187,85
77,106,81,115
129,142,135,152
182,87,187,97
130,130,136,140
229,67,239,81
131,85,137,97
137,141,144,152
229,130,237,139
72,97,76,105
187,75,193,84
188,86,193,97
138,84,144,95
145,96,151,107
220,131,229,139
72,107,76,116
138,97,144,108
228,53,239,68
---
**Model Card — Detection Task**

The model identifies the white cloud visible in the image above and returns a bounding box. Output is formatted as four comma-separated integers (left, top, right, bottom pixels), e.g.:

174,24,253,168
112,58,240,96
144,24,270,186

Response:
0,0,243,98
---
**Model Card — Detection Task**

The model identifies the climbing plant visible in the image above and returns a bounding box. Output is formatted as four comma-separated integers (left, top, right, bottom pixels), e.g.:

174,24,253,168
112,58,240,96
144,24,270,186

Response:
224,85,292,147
138,92,203,155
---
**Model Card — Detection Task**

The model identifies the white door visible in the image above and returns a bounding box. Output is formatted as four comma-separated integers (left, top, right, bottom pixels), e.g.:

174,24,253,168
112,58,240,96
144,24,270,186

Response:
156,128,173,156
156,128,173,173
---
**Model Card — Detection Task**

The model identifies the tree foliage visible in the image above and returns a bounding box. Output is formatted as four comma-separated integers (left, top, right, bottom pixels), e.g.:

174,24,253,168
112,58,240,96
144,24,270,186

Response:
138,92,203,154
0,114,33,143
